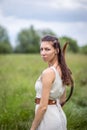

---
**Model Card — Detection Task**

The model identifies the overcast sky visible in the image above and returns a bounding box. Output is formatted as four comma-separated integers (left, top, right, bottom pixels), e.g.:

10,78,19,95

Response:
0,0,87,47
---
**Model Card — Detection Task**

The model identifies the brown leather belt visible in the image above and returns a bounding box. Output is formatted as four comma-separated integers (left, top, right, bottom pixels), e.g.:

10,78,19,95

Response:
35,98,56,105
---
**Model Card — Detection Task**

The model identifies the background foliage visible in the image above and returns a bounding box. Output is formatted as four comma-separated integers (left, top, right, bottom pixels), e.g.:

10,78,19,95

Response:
0,24,87,54
0,26,12,53
0,53,87,130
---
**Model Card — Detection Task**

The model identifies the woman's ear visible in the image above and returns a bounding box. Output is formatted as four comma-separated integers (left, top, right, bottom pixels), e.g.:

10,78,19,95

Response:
55,49,59,55
55,50,57,55
57,48,59,54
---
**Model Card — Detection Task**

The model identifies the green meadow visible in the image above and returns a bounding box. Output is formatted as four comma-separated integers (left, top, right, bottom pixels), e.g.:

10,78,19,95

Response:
0,53,87,130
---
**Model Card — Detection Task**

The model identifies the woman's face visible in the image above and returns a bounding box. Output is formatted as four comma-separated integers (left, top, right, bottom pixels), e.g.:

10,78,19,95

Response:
40,41,56,63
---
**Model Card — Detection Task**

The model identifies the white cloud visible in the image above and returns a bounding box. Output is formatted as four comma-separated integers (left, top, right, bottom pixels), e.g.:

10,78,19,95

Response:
55,0,87,9
1,0,87,10
0,12,87,47
0,0,87,47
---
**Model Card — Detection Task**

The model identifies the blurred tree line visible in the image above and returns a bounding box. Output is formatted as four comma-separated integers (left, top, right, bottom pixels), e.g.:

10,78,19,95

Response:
0,25,87,54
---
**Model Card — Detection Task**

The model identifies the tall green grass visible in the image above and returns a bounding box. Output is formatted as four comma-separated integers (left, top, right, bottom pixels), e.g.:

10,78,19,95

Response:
0,53,87,130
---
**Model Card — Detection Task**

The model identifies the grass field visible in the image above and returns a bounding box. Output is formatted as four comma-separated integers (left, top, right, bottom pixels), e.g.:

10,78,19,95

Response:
0,53,87,130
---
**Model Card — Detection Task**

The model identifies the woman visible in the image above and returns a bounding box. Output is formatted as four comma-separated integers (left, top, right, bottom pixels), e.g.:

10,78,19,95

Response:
30,35,73,130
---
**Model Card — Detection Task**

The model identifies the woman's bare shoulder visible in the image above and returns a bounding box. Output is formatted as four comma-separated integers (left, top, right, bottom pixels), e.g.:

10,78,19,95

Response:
42,67,55,75
41,67,55,81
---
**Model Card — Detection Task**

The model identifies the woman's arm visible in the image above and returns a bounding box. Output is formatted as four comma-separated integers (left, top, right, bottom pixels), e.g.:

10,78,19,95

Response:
59,88,66,107
30,68,55,130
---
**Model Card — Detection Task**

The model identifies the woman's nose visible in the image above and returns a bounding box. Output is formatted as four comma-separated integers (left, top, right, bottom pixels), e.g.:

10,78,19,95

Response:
41,50,46,55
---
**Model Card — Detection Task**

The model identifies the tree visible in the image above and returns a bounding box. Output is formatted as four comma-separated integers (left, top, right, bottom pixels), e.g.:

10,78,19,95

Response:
0,25,12,53
59,36,79,53
15,25,40,53
38,28,56,38
80,45,87,54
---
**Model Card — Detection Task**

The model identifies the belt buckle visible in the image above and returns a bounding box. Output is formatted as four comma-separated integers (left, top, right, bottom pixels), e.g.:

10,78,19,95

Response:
52,100,55,103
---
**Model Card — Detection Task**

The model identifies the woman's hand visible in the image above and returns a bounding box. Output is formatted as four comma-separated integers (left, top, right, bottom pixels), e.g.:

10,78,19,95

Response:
30,128,35,130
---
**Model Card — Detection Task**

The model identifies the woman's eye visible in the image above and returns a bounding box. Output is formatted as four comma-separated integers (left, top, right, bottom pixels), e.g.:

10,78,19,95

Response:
40,48,50,51
45,48,50,51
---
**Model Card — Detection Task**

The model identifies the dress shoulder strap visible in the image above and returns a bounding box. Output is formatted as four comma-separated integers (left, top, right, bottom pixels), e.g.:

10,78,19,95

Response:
50,66,63,83
50,66,57,74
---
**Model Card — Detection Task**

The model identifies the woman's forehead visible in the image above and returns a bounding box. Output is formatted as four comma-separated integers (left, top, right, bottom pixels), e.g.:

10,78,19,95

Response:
40,41,53,46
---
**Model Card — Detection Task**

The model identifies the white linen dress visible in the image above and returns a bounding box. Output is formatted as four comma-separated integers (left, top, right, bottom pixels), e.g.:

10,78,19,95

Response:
35,66,67,130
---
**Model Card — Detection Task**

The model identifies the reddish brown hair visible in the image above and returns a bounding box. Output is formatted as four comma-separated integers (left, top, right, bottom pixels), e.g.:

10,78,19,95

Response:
41,35,73,86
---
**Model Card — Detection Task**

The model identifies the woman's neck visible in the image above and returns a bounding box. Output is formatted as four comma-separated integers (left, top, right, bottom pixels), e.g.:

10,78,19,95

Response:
48,60,59,68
